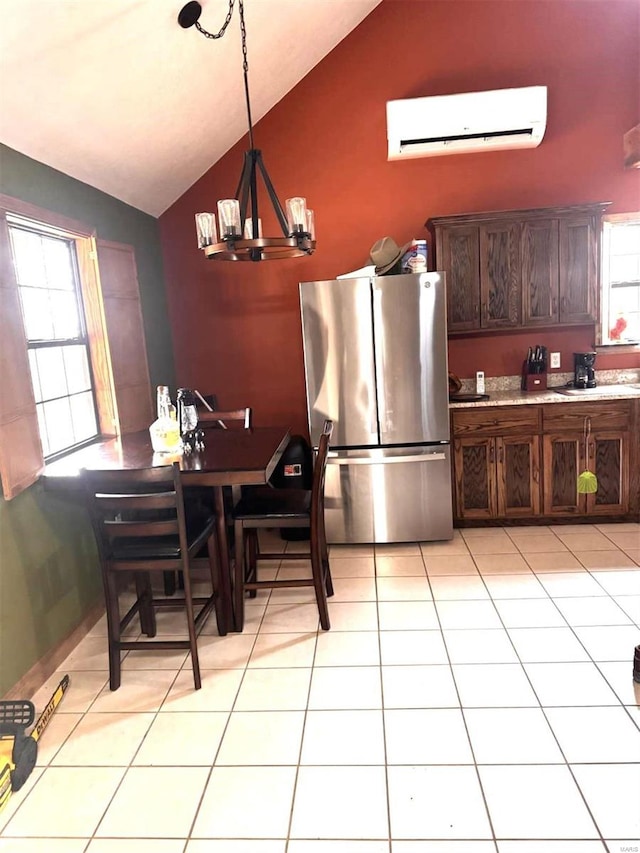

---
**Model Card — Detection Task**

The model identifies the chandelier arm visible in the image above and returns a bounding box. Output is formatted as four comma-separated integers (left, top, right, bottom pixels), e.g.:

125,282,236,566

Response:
235,151,254,227
249,151,259,237
255,153,290,236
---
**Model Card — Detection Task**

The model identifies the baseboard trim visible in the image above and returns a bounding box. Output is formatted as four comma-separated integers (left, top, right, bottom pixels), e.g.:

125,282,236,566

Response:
2,601,105,701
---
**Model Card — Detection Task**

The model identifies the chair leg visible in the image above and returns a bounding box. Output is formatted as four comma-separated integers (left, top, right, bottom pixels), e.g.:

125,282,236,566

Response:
135,572,156,637
181,565,202,690
207,531,228,636
104,571,122,690
163,570,177,596
233,518,246,632
319,513,334,597
247,530,258,598
311,539,331,631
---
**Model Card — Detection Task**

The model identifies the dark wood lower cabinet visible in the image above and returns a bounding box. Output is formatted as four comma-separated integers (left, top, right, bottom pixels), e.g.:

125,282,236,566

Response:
543,433,582,515
453,437,495,520
497,435,541,517
453,434,540,520
452,399,636,523
587,432,629,515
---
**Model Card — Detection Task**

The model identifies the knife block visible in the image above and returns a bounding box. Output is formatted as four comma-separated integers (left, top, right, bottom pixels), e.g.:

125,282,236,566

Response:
521,362,547,392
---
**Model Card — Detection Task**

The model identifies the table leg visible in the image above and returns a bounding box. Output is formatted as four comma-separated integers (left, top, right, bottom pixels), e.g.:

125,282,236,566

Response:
213,486,236,631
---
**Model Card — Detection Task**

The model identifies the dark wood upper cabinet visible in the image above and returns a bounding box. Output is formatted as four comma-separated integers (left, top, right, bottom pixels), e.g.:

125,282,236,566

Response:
522,218,559,325
429,203,609,334
480,222,520,327
559,215,598,324
437,225,480,331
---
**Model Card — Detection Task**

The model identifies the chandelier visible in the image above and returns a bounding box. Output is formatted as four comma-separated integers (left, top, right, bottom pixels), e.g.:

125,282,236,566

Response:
178,0,316,261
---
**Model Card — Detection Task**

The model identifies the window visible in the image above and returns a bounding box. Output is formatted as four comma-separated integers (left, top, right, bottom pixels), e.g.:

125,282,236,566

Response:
8,218,99,459
0,193,154,500
600,213,640,345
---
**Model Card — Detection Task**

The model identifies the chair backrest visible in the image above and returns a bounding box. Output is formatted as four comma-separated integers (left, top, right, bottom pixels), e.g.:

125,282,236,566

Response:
199,407,252,430
82,464,188,567
311,419,333,520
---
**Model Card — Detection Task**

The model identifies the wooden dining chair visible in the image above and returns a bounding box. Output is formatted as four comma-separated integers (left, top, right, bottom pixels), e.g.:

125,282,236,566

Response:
232,420,334,631
83,463,228,691
198,407,252,430
163,406,253,597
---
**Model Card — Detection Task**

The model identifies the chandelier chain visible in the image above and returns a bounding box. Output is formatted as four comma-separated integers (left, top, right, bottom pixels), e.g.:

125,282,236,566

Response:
194,0,236,39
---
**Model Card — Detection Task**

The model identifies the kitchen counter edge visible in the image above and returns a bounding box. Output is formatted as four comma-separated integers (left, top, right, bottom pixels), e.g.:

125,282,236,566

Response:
449,387,640,408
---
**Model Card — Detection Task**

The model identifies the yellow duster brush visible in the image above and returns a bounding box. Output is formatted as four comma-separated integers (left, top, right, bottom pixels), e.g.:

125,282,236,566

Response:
577,419,598,495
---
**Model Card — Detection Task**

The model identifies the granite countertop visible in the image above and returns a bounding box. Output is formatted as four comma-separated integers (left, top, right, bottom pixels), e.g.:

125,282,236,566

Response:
449,370,640,408
449,385,640,408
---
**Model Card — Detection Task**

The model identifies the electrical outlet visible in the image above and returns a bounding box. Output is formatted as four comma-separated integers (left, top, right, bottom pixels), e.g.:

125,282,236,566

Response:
550,352,561,369
476,371,485,394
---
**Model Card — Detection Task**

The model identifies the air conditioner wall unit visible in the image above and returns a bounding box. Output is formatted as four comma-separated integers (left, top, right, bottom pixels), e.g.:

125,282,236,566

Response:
386,86,547,161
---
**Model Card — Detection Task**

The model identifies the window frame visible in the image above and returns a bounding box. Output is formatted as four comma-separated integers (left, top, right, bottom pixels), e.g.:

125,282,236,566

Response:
7,216,102,461
598,211,640,350
0,194,154,500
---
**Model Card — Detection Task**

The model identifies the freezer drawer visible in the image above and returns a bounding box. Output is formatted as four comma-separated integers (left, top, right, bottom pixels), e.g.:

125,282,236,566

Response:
324,446,453,544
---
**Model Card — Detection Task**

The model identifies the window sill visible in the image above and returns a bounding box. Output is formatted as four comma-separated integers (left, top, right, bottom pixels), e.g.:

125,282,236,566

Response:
595,343,640,354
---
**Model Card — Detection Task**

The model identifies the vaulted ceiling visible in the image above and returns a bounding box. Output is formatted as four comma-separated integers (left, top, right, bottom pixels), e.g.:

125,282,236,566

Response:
0,0,381,216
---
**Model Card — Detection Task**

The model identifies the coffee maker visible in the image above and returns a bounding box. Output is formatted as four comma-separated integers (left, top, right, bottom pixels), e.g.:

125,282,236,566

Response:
573,352,597,389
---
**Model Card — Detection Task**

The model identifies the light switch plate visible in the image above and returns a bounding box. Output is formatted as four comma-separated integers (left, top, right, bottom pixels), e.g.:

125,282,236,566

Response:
476,371,485,394
550,352,561,369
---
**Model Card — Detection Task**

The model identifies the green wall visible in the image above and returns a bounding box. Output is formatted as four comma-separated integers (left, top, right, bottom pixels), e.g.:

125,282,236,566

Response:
0,144,176,695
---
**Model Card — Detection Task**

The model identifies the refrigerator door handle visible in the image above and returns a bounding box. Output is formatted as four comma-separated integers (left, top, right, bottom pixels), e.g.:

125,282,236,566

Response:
371,287,387,434
328,452,448,464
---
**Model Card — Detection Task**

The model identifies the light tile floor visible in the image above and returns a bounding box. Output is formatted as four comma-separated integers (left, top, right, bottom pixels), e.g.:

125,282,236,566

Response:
1,522,639,853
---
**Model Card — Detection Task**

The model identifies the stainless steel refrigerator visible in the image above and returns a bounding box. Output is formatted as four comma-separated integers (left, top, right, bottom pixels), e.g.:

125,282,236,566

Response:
299,272,453,544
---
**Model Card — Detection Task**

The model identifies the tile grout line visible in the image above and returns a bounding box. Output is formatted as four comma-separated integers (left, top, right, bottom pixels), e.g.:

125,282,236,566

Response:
375,545,398,853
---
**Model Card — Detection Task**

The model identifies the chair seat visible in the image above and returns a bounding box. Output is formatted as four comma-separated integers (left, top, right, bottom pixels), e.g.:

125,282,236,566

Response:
111,513,215,559
232,420,334,633
233,488,311,520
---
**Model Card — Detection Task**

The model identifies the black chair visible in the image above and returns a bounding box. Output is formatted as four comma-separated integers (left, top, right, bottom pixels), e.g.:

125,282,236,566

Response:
232,420,334,631
83,463,228,691
198,407,252,430
163,406,253,597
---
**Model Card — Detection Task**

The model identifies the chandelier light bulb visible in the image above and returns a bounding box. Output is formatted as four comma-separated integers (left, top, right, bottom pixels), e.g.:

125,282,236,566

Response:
286,197,308,235
243,218,263,239
217,199,241,238
305,210,315,240
195,212,217,248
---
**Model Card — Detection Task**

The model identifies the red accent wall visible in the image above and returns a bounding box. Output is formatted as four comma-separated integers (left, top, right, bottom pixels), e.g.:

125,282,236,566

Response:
160,0,640,434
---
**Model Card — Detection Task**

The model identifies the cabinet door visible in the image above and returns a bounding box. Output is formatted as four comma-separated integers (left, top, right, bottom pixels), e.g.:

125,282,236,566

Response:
480,222,521,328
497,435,541,517
453,437,496,519
439,225,480,331
586,432,629,515
522,219,559,326
559,216,597,323
543,433,584,515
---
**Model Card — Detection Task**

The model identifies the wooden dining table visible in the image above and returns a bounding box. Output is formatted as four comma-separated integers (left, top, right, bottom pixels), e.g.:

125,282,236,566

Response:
43,426,291,631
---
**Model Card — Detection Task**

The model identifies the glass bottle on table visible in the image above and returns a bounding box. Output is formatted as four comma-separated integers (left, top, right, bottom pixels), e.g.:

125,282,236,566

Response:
150,385,180,452
177,388,199,452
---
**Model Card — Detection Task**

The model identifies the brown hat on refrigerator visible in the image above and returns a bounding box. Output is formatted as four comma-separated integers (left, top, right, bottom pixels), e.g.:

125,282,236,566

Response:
369,236,410,275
